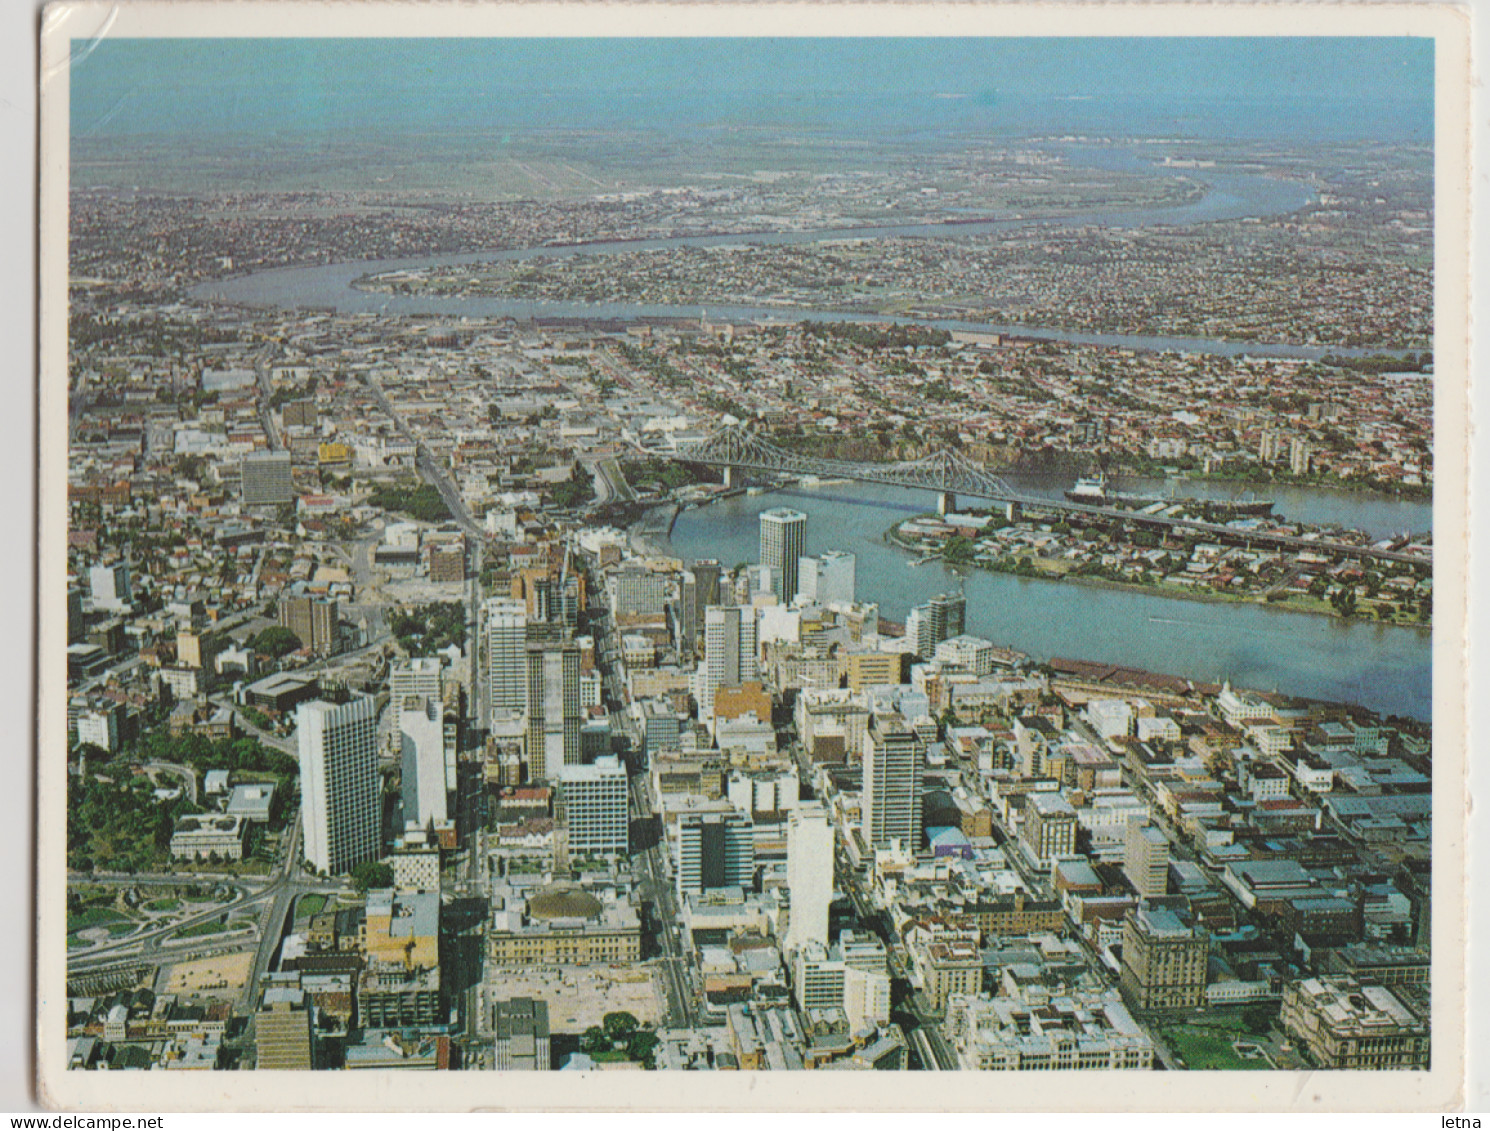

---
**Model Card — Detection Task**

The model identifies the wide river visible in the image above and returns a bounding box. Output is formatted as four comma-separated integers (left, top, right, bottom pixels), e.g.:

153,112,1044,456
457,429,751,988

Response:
194,150,1406,361
667,481,1433,723
192,147,1433,719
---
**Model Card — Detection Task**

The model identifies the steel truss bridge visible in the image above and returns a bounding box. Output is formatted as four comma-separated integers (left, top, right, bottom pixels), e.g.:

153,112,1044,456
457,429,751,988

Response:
641,423,1028,510
639,424,1430,569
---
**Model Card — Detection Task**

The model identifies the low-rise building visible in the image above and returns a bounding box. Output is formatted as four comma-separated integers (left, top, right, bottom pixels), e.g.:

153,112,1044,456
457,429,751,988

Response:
724,1003,806,1071
361,889,440,970
390,844,441,893
918,938,983,1014
1020,791,1078,868
488,882,641,968
169,814,248,861
357,964,443,1030
1280,977,1429,1070
950,987,1154,1071
226,782,277,824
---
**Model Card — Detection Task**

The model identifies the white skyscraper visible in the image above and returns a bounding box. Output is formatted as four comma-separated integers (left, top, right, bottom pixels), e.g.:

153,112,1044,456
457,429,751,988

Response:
798,550,856,608
389,657,442,737
905,606,934,658
297,698,380,875
907,591,965,657
786,803,834,954
399,695,448,831
554,756,629,855
88,562,132,611
759,508,807,604
862,716,923,850
699,605,757,720
484,597,528,718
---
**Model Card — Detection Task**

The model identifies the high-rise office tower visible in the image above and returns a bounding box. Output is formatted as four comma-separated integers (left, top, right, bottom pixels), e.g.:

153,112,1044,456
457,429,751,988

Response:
759,508,807,604
611,563,673,618
280,594,338,656
676,569,699,656
528,577,554,623
798,550,856,608
484,597,528,718
676,810,755,900
1020,791,1078,868
88,562,132,611
389,657,442,737
1124,819,1170,899
175,628,222,671
240,450,294,507
862,716,923,850
692,559,724,618
739,565,776,605
786,803,834,953
67,586,84,643
1119,903,1209,1012
907,591,966,657
928,591,966,641
524,641,581,779
557,573,582,630
905,606,933,659
553,755,629,855
699,605,757,720
400,695,448,830
297,697,380,875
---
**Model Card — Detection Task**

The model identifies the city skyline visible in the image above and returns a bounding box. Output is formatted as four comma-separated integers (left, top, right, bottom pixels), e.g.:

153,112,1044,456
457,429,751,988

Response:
39,7,1470,1112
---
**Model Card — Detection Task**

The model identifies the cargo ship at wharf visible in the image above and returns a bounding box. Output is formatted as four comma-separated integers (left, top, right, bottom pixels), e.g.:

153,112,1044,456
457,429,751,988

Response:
1065,474,1275,516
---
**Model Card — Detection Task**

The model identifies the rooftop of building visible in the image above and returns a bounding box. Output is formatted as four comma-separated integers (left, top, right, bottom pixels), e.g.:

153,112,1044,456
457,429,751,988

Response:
1292,977,1424,1031
364,889,440,939
527,884,605,922
1026,791,1078,818
245,671,319,695
172,813,244,836
1134,904,1197,939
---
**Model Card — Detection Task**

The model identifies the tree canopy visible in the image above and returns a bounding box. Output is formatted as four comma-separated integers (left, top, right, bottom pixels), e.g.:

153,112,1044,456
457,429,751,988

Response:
350,861,394,892
251,625,302,657
602,1011,639,1042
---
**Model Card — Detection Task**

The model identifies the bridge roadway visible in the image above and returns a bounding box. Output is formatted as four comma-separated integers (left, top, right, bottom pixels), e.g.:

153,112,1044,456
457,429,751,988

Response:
648,434,1429,568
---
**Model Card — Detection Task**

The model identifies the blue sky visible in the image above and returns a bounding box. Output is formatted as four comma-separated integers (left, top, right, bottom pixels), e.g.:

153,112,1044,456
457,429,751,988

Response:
71,38,1434,142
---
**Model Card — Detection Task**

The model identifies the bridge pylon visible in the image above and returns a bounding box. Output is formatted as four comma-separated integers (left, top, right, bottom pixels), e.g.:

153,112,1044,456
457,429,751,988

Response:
937,492,956,516
723,466,735,489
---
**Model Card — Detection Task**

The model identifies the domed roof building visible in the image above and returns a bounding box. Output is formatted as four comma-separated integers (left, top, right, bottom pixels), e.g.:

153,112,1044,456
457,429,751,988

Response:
527,884,603,923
